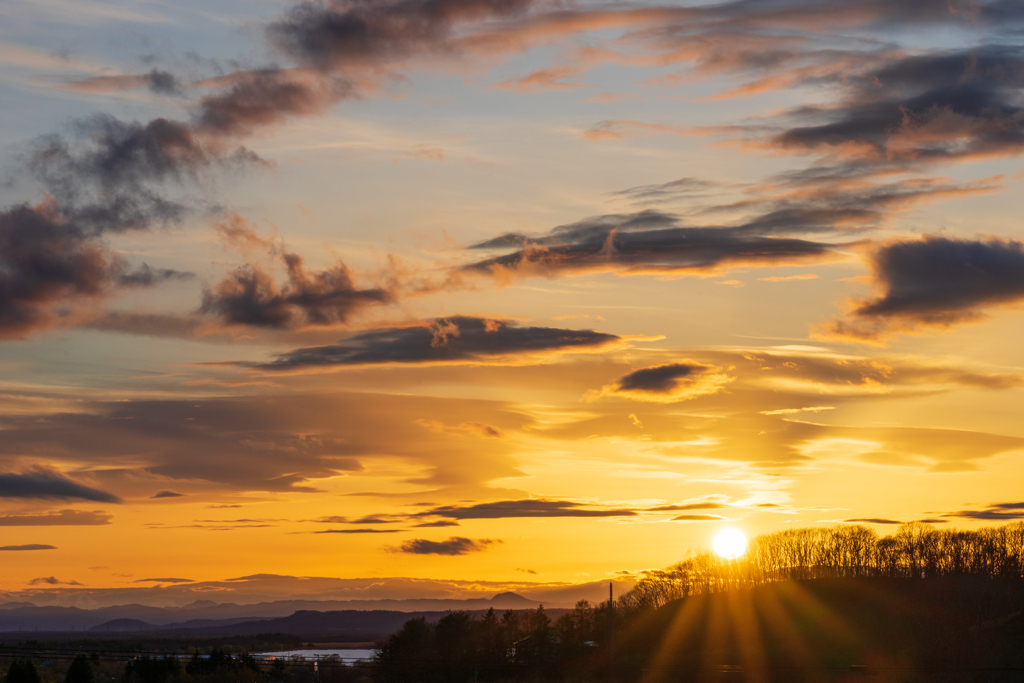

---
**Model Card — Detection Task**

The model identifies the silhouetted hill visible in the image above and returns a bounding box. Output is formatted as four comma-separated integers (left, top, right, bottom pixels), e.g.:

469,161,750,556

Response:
88,618,152,633
0,592,547,633
616,577,1024,681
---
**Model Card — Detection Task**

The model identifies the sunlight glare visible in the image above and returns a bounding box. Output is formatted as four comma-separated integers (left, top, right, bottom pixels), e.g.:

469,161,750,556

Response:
713,528,747,559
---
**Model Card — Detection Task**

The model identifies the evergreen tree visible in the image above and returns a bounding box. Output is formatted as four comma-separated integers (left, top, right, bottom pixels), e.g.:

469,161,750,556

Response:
65,655,94,683
5,660,41,683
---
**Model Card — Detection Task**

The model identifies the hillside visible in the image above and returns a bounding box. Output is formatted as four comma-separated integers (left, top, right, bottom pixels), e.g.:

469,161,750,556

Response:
0,592,542,633
616,577,1024,681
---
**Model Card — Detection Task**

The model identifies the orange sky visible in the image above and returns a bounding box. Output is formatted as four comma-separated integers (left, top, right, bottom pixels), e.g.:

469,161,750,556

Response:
1,0,1024,606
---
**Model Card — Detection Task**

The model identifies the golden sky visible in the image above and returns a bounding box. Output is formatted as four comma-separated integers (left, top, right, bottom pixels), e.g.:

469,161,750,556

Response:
2,0,1024,606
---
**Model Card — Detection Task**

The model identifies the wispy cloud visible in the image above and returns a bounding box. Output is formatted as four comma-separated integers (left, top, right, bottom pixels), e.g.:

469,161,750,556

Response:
393,537,500,555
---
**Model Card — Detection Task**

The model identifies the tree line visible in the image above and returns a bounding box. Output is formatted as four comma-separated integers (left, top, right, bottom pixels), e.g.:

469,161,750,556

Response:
375,521,1024,681
3,649,369,683
376,604,611,683
618,521,1024,614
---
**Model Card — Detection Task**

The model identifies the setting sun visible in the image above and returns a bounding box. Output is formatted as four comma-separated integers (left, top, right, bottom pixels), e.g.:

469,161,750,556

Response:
713,529,748,559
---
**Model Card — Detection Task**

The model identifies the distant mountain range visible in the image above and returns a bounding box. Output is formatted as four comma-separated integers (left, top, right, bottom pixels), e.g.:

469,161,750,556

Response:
0,591,549,634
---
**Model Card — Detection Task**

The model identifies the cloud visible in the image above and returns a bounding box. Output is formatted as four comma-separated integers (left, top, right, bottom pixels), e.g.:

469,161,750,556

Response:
0,544,58,551
0,201,191,338
0,113,258,338
394,537,499,555
493,66,585,92
29,576,82,585
771,46,1024,167
251,316,625,371
759,406,835,415
0,510,112,526
151,491,184,499
580,119,693,141
943,502,1024,521
608,177,719,203
414,520,461,527
266,0,537,71
65,69,182,95
671,514,727,521
651,502,728,511
27,114,248,234
758,274,818,282
134,577,194,583
416,419,508,439
591,361,733,403
309,514,402,524
0,391,527,494
844,517,901,524
194,69,350,137
462,210,842,281
821,236,1024,341
413,499,639,520
201,252,392,330
0,469,122,503
316,528,404,534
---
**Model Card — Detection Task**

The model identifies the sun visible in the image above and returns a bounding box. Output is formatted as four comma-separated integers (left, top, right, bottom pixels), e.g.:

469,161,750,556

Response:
713,528,747,559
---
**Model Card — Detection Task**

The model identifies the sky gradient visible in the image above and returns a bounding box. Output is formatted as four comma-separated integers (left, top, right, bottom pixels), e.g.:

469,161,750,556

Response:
2,0,1024,607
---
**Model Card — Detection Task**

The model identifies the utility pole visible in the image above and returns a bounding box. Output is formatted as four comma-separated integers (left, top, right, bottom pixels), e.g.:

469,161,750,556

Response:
608,582,614,683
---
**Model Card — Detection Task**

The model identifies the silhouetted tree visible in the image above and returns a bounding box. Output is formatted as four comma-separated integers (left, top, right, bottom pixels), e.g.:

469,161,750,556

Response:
5,660,40,683
65,655,94,683
122,656,180,683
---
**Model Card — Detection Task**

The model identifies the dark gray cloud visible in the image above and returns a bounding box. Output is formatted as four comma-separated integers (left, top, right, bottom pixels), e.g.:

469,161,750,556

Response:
844,517,901,524
857,237,1024,323
268,0,535,70
118,265,193,288
687,0,1024,35
147,70,181,95
0,510,112,526
608,177,719,203
772,46,1024,167
151,490,184,499
395,536,499,555
195,70,351,137
316,528,403,534
463,210,840,279
413,499,639,520
0,544,57,551
66,69,182,95
0,469,121,503
413,520,461,527
253,316,622,370
0,203,191,337
616,363,705,393
27,115,236,234
650,502,728,511
944,502,1024,521
0,114,257,338
596,360,732,403
29,576,82,585
824,236,1024,339
201,253,392,330
307,514,402,524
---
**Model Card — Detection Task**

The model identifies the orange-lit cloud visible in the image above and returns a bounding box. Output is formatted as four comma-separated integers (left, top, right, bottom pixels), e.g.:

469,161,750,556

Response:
493,66,586,92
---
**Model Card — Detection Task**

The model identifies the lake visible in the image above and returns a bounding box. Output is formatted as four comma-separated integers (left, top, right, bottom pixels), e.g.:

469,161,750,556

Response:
255,649,376,663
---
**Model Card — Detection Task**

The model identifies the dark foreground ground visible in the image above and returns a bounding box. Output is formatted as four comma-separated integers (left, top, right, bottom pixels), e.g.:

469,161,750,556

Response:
5,578,1024,682
617,577,1024,683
